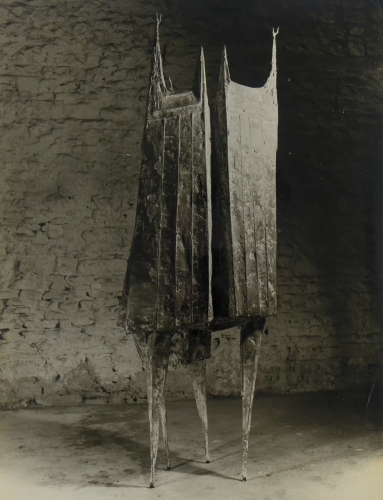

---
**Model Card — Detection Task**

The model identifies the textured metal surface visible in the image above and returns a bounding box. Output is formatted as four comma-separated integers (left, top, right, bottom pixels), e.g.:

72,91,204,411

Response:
212,29,279,322
119,18,212,336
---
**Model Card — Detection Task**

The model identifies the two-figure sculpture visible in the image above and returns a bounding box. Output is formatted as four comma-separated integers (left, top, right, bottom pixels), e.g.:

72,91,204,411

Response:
119,15,279,487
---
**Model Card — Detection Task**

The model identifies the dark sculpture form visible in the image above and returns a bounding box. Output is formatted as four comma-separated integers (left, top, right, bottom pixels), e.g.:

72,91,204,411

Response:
212,29,279,481
118,15,212,488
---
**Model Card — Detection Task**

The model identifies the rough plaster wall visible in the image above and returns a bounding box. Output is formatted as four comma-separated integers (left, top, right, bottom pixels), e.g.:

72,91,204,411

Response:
0,0,383,408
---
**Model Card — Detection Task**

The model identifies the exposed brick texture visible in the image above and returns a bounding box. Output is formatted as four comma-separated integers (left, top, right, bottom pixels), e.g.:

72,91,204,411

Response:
1,0,383,407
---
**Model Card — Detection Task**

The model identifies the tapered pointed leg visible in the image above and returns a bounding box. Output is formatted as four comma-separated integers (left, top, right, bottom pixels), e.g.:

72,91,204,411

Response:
189,359,210,463
145,343,157,488
159,391,171,470
133,332,171,488
241,318,265,481
147,333,171,487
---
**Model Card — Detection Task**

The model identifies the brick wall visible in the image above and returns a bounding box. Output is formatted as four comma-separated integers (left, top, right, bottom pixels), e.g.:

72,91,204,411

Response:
0,0,382,407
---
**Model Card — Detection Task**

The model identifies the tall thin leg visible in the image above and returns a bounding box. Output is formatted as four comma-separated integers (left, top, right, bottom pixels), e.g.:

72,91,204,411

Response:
159,390,171,470
133,332,171,488
189,359,210,463
241,318,265,481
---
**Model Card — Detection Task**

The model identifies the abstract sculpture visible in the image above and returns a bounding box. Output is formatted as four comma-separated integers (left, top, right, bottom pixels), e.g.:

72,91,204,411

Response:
118,15,212,488
119,15,279,487
211,29,279,480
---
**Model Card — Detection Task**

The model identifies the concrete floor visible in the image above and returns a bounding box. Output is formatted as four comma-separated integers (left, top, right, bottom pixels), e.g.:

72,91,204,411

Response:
0,392,382,500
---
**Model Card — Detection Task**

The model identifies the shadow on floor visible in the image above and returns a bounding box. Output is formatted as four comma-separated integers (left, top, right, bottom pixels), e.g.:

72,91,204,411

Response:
0,390,382,490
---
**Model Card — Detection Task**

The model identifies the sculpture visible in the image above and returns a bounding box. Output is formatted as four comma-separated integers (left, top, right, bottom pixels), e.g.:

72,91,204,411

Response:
118,15,212,488
211,29,279,480
119,15,279,486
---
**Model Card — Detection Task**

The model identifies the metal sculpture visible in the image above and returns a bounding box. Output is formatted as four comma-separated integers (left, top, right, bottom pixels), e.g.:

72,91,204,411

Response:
211,29,279,481
119,14,279,486
118,15,212,488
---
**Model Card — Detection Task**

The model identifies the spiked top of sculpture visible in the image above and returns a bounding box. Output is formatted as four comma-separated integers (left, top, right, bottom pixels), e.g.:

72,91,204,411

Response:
212,28,279,324
119,17,213,336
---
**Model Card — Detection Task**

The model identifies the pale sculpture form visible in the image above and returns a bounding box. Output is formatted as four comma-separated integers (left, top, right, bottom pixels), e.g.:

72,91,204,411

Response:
119,16,212,488
119,16,279,487
212,28,279,480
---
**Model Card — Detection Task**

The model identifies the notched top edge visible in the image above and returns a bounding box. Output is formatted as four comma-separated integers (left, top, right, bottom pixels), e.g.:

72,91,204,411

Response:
221,28,278,92
147,16,208,117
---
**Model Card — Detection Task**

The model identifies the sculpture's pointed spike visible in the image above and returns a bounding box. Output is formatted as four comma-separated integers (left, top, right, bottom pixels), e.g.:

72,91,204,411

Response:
272,27,278,68
151,14,167,90
217,45,230,94
222,46,230,82
145,15,167,119
193,46,208,101
267,27,279,88
156,12,161,42
200,45,205,62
